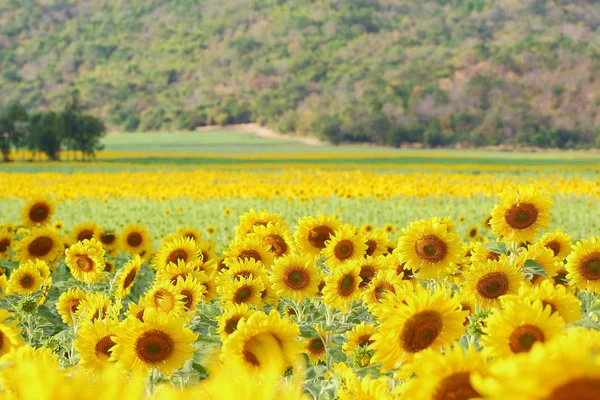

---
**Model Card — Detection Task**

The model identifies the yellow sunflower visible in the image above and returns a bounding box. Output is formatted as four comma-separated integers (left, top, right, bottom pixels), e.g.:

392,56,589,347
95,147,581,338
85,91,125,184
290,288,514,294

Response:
74,318,119,371
383,222,396,235
303,326,327,364
21,196,54,227
342,322,376,357
469,239,503,264
294,213,342,256
269,254,321,301
220,309,302,373
152,236,201,271
370,285,467,370
176,226,203,243
360,222,374,233
56,288,88,325
539,229,572,260
466,225,479,242
362,269,407,311
222,236,274,269
14,226,63,263
155,259,208,287
396,219,463,279
0,228,14,261
196,238,217,265
363,230,389,258
322,225,368,268
338,373,394,400
322,263,362,312
0,309,24,357
218,257,268,284
400,344,486,400
218,276,265,307
235,209,283,238
76,293,111,323
462,257,524,310
70,221,100,244
565,236,600,293
216,303,255,342
200,272,219,302
142,281,186,316
7,262,44,295
110,308,197,377
251,221,296,258
119,222,153,257
174,276,206,312
480,297,565,359
489,185,553,243
455,292,478,327
65,238,106,283
95,226,119,254
114,254,143,298
524,242,561,284
124,301,149,322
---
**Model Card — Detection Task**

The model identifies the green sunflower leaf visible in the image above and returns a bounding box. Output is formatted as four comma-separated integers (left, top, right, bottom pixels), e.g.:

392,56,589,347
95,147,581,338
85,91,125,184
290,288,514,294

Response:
482,242,508,255
523,259,547,276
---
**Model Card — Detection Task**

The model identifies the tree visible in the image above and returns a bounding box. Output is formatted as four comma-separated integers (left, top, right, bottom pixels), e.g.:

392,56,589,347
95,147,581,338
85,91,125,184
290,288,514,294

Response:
61,89,107,160
29,112,64,161
0,104,28,162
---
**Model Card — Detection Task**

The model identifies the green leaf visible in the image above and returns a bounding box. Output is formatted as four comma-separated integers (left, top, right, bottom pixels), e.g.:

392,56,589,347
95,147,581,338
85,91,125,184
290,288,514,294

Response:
300,325,319,339
37,305,63,326
482,242,508,255
191,362,208,377
523,259,547,276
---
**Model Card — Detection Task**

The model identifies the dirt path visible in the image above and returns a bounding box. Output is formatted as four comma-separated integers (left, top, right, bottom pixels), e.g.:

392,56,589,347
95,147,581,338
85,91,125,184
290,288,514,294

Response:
195,123,324,146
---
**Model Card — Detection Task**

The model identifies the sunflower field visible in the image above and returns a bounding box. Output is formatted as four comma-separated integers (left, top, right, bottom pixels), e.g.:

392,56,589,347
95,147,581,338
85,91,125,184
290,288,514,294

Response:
0,159,599,399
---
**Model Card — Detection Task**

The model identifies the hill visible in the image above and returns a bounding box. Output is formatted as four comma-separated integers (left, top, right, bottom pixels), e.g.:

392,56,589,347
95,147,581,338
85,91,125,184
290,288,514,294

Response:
1,0,600,148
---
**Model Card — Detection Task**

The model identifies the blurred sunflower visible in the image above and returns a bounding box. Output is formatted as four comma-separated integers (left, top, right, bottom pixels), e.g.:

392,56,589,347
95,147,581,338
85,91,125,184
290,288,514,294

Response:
119,222,153,257
114,254,143,298
303,326,327,364
363,230,388,258
7,262,44,295
0,309,24,357
565,236,600,293
74,318,119,371
56,288,87,325
76,293,111,323
269,254,321,301
322,262,362,312
539,229,572,260
216,303,255,342
15,226,63,263
152,236,201,271
70,221,100,244
21,196,54,227
252,221,295,258
176,226,203,242
0,228,14,261
294,213,342,257
342,322,376,357
65,238,106,283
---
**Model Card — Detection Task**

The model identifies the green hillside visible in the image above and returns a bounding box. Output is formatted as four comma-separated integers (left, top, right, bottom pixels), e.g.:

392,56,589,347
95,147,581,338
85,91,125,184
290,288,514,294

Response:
1,0,600,148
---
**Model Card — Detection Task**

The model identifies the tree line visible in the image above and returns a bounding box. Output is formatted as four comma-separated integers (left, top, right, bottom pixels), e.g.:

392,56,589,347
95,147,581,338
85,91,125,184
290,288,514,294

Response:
0,91,106,162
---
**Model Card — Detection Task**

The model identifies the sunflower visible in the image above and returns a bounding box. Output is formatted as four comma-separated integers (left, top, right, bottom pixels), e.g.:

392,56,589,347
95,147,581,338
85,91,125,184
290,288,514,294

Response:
200,272,219,302
396,219,463,279
110,308,197,377
152,236,201,271
14,226,63,263
269,254,321,301
370,285,467,370
342,322,376,357
218,276,265,307
74,318,119,371
114,254,143,299
65,238,106,283
338,373,394,400
56,288,88,325
7,262,44,295
196,238,217,265
462,257,524,310
220,310,302,373
223,207,231,217
143,281,186,316
566,236,600,293
21,196,54,227
294,213,343,257
503,280,581,324
70,221,100,245
95,226,119,254
480,297,564,359
0,309,24,357
354,255,389,290
0,228,14,261
383,223,396,235
219,257,268,284
489,185,553,243
400,345,486,400
304,326,327,364
156,259,208,287
251,222,295,258
322,263,362,312
524,242,561,284
76,293,111,323
0,275,6,297
36,276,52,305
119,222,153,256
217,303,255,342
235,209,283,238
222,236,274,269
124,302,149,322
322,225,368,268
174,276,206,312
469,240,503,264
177,226,203,242
466,225,479,241
539,229,572,260
363,230,388,258
362,269,407,311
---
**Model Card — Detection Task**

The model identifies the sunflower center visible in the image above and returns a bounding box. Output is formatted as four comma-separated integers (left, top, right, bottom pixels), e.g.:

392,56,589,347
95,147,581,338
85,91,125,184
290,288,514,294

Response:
338,275,356,297
234,286,252,303
104,262,114,273
123,269,137,289
415,235,447,263
505,203,538,230
180,289,193,310
545,240,561,257
77,229,94,242
0,238,10,252
284,269,310,290
546,377,600,400
94,335,116,358
27,236,53,257
365,239,377,257
308,226,334,249
127,233,143,247
373,282,395,302
101,233,116,245
19,274,34,289
334,240,354,261
308,338,325,353
553,270,568,286
67,299,81,313
264,234,288,257
433,371,480,400
29,203,50,223
400,310,443,353
238,250,262,263
580,252,600,281
476,272,509,299
135,330,174,363
242,349,260,367
469,228,477,238
183,232,197,241
357,335,374,348
91,306,107,322
358,265,376,288
225,317,241,334
541,300,558,314
75,255,94,272
509,324,545,354
166,249,188,265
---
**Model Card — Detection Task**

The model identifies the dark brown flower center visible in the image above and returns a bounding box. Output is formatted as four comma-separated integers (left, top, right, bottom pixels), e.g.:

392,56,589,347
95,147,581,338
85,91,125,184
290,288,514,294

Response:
356,334,374,348
77,229,94,242
400,310,443,353
546,377,600,400
238,250,262,262
264,234,288,257
180,289,193,310
101,233,116,245
234,286,253,303
29,203,50,223
358,265,376,288
94,335,116,358
469,228,477,238
225,317,241,334
338,275,356,297
545,240,561,257
19,274,34,289
579,252,600,281
127,232,143,247
433,371,480,400
504,203,538,230
166,249,188,265
308,226,334,249
554,270,568,286
123,268,137,290
373,282,395,302
334,240,354,261
476,272,509,299
67,299,81,314
0,238,10,253
135,330,174,363
415,235,447,263
28,236,53,257
509,324,545,354
365,240,377,257
284,268,310,290
308,337,325,354
75,255,94,272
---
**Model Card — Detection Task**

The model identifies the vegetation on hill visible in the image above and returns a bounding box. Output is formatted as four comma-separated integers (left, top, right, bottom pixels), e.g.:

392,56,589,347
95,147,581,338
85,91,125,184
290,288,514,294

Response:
1,0,600,148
